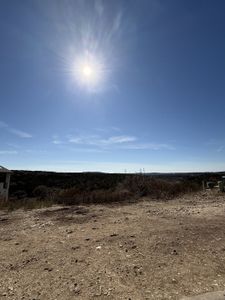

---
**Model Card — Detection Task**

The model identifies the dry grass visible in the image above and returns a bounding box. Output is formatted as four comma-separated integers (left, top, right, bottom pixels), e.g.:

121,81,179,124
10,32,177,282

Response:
53,175,200,205
1,175,201,210
0,198,54,211
121,175,200,199
54,188,132,205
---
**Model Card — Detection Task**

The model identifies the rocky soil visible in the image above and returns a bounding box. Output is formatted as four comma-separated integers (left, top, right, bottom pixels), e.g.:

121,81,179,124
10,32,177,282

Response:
1,191,225,299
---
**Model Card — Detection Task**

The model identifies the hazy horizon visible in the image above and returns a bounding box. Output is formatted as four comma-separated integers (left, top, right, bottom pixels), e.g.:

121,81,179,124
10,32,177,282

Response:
1,0,225,173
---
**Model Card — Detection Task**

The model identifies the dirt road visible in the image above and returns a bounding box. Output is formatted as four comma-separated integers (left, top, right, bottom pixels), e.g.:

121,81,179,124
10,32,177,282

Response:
1,191,225,299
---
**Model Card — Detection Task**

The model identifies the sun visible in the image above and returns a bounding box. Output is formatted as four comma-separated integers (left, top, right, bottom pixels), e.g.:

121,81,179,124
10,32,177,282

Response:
72,52,107,92
82,65,93,77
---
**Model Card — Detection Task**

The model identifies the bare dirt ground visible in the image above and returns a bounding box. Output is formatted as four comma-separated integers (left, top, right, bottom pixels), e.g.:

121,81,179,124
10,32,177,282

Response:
1,191,225,300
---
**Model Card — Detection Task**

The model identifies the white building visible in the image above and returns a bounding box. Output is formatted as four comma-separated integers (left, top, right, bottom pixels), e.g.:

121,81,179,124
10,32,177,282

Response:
0,166,11,202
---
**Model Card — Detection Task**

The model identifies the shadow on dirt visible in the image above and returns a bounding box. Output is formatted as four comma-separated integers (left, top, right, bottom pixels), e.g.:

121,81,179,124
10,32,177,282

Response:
35,206,99,224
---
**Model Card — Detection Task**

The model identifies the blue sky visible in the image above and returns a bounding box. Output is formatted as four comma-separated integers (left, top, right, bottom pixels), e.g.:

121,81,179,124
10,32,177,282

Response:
0,0,225,172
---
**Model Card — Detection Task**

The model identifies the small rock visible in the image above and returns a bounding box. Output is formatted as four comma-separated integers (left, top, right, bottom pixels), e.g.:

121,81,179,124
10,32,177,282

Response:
44,267,53,272
110,233,118,237
133,265,143,275
74,286,80,294
69,282,81,294
71,246,80,250
171,278,177,284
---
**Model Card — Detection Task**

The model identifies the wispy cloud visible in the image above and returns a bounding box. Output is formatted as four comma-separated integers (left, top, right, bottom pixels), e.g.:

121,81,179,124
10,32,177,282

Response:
120,143,175,150
68,134,136,146
95,0,104,16
0,121,32,138
0,150,18,155
53,140,62,145
112,10,123,33
94,126,121,133
6,143,21,149
0,121,7,128
66,133,174,151
217,145,225,153
8,128,32,138
25,149,47,154
101,135,137,145
65,147,107,153
206,139,225,153
111,126,121,132
52,135,63,145
67,134,98,145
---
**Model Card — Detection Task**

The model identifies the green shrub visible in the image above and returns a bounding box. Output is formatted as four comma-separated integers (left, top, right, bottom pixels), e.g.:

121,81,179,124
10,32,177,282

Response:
54,188,132,205
33,185,49,199
121,175,200,200
14,190,27,199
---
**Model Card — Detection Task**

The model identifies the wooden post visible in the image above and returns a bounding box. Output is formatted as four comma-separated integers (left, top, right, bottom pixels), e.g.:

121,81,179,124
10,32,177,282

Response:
202,180,205,191
5,173,11,201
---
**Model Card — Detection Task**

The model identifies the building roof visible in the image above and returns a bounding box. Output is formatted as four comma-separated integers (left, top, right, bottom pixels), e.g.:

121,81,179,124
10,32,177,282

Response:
0,166,11,173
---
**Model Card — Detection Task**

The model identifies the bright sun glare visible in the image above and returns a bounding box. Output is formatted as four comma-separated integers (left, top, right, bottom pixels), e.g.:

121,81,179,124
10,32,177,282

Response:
82,65,93,77
72,52,107,93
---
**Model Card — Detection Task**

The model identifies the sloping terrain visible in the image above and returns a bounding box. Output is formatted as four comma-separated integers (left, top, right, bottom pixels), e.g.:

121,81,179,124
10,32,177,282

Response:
1,191,225,299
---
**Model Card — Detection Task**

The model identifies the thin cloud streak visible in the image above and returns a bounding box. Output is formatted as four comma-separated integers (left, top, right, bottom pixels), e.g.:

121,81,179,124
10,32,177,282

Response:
68,134,136,146
95,0,104,16
52,134,63,145
66,133,174,151
8,128,32,138
101,135,137,144
0,150,18,155
205,139,225,153
0,121,8,128
53,140,62,145
53,143,107,153
120,143,175,150
217,145,225,153
0,120,32,138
